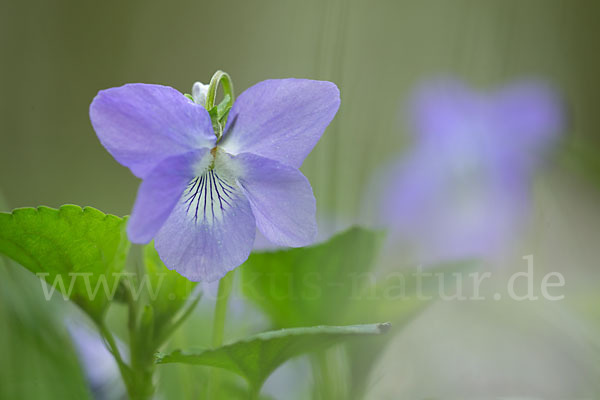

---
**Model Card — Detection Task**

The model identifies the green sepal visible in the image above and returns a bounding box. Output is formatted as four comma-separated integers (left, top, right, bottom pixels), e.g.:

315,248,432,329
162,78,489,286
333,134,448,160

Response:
216,94,232,121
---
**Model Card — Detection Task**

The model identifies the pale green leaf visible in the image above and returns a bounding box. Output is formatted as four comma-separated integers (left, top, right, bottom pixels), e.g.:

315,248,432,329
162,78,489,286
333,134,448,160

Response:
156,323,390,393
240,226,384,327
240,226,474,398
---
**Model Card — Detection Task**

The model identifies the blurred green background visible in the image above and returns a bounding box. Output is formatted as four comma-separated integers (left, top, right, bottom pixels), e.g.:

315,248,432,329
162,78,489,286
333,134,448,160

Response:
2,0,599,218
2,0,600,399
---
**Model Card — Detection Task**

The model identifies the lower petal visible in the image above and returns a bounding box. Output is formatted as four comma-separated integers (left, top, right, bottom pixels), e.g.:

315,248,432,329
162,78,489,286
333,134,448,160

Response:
493,81,564,156
235,153,317,247
154,169,256,282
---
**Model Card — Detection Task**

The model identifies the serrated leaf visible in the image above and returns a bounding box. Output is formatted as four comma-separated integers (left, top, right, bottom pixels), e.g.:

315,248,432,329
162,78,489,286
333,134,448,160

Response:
156,323,390,394
240,226,384,327
0,205,130,319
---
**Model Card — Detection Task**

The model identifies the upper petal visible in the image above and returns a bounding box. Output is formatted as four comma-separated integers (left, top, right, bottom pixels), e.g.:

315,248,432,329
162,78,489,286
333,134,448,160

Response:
235,152,317,247
90,83,216,178
492,81,564,155
220,79,340,168
409,79,484,145
409,79,564,168
154,159,256,282
127,149,210,244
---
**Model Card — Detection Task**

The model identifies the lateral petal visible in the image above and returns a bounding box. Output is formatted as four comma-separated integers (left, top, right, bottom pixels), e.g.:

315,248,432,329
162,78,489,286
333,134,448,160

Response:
235,152,317,247
127,149,210,244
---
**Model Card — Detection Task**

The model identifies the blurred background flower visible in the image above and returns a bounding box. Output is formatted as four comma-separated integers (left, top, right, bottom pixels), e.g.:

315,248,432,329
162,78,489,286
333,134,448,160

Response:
67,320,126,400
373,79,564,265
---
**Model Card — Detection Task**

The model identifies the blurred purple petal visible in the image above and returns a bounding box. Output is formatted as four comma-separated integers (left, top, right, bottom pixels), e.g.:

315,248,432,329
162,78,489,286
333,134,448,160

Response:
220,79,340,168
493,81,564,164
409,79,486,147
67,321,126,400
90,83,215,178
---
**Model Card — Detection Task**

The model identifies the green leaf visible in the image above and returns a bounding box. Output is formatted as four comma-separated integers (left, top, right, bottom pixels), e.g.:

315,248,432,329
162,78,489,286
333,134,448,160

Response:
240,226,474,398
345,298,424,400
240,226,385,327
239,227,391,399
156,323,390,394
0,205,130,319
218,379,276,400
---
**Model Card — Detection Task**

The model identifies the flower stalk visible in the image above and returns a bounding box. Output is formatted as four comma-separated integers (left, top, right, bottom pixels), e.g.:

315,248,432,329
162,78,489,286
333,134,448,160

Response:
94,273,201,400
207,270,235,398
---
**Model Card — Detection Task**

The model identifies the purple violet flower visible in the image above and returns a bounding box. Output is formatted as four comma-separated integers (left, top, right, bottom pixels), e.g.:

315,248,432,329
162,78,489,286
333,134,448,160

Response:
376,79,564,264
90,78,339,281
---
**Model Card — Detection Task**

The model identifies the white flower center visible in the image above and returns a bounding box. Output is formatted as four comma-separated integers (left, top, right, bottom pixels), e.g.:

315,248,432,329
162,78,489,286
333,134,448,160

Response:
182,147,244,225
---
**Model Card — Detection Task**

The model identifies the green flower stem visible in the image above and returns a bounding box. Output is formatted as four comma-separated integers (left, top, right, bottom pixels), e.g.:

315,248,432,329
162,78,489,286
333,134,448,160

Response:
96,320,142,399
211,271,234,347
126,286,155,400
207,270,235,398
248,386,261,400
97,320,130,381
205,70,234,111
311,352,338,400
96,280,155,400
